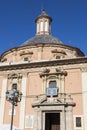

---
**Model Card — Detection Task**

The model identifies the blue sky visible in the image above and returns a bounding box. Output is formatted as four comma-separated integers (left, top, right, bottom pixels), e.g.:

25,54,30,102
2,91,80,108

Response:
0,0,87,55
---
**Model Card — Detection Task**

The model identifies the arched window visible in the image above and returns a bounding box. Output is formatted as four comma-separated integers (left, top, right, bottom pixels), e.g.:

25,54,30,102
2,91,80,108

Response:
49,81,57,88
45,21,48,31
40,21,43,31
12,83,17,90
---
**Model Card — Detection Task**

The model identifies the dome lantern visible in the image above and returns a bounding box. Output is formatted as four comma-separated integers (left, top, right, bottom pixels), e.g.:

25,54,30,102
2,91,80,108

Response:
35,9,52,35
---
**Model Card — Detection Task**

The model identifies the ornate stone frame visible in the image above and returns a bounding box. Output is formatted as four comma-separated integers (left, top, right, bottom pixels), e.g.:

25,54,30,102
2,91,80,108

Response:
32,95,75,130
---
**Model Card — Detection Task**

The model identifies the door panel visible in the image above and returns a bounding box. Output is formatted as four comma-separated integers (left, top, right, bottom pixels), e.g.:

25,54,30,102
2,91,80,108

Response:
45,113,60,130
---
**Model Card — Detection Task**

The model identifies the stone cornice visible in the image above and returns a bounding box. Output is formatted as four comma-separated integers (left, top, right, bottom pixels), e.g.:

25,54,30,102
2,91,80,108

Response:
0,57,87,71
0,43,84,58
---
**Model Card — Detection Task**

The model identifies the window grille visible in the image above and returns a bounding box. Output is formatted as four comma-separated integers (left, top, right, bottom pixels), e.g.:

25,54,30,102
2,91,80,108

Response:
74,115,83,130
24,57,28,61
76,117,82,127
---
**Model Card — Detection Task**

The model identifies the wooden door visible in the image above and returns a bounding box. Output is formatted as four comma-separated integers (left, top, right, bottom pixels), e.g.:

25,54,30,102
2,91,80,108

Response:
45,113,60,130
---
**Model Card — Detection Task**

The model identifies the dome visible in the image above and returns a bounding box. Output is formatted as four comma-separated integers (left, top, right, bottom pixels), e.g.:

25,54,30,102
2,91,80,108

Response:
22,34,62,46
22,10,62,46
21,10,62,46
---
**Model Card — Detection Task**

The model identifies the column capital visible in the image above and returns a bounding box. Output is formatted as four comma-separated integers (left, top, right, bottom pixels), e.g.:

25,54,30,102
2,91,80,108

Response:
22,72,28,78
65,106,73,112
81,67,87,72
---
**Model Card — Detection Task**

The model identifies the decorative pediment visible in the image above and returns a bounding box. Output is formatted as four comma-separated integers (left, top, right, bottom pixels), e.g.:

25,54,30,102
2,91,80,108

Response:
8,73,22,79
32,96,67,107
40,68,67,78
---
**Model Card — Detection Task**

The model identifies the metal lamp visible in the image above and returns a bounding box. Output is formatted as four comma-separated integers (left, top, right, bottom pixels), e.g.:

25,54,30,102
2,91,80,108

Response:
6,83,22,130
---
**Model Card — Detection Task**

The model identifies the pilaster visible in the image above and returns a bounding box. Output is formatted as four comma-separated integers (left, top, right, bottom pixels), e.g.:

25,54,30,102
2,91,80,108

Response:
33,107,42,130
38,46,43,60
37,110,42,130
60,109,66,130
0,74,7,124
19,73,27,129
60,75,65,93
42,76,47,94
33,108,38,130
65,98,73,130
81,67,87,130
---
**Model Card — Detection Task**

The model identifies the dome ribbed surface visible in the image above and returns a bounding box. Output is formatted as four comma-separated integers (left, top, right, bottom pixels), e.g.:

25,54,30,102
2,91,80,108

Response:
22,34,62,46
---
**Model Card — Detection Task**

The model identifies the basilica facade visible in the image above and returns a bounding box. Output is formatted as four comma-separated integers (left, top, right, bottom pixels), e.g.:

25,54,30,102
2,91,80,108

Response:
0,10,87,130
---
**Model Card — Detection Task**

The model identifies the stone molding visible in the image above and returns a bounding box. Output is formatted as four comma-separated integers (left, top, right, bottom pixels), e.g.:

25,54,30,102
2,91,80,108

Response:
0,57,87,71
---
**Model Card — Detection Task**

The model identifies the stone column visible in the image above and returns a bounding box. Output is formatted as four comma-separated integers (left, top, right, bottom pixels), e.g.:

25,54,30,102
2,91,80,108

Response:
65,98,73,130
19,73,27,129
81,67,87,130
0,75,7,124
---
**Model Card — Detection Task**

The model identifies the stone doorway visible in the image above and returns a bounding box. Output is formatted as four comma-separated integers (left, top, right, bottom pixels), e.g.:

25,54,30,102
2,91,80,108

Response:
45,113,60,130
32,94,75,130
